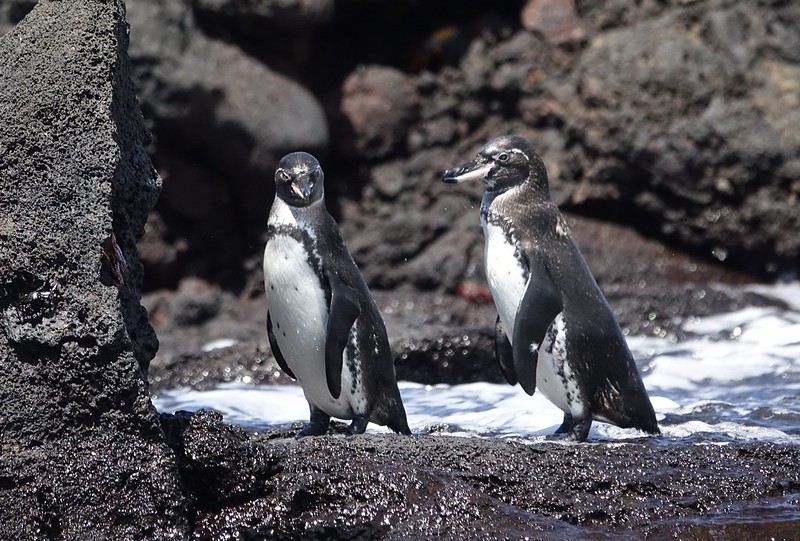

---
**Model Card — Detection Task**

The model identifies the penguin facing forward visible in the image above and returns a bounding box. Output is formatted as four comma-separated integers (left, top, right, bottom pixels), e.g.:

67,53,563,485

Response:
442,135,659,442
263,152,410,437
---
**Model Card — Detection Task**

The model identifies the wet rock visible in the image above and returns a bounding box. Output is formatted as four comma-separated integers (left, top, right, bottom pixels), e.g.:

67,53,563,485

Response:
0,1,189,538
149,343,293,392
160,415,800,540
162,410,283,508
335,65,420,160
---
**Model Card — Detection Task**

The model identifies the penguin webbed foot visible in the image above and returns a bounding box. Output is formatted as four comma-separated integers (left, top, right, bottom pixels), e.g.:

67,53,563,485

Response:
297,407,331,438
345,415,369,436
547,416,592,442
554,413,574,434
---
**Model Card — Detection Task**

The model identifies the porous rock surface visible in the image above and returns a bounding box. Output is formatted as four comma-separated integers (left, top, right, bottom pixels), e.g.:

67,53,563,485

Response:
0,2,188,539
163,410,800,540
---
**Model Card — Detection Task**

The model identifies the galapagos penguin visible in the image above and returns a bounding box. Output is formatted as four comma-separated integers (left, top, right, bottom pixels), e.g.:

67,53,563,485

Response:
263,151,410,437
443,135,659,441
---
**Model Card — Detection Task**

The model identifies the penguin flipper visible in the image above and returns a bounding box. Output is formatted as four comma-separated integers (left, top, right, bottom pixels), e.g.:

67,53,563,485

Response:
495,316,517,386
512,259,563,395
267,311,296,380
325,271,361,400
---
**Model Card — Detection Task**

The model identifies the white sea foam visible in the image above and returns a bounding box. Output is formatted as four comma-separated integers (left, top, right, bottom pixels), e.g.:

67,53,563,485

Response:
201,338,239,352
154,282,800,444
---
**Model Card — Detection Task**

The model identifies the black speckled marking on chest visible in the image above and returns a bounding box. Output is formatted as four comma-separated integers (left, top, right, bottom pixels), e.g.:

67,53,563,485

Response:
345,339,360,395
544,319,578,405
484,209,529,282
267,223,329,303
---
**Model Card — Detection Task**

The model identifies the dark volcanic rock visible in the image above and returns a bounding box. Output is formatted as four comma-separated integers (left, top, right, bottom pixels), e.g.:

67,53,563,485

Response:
161,410,800,540
0,1,189,539
23,0,788,295
562,0,800,277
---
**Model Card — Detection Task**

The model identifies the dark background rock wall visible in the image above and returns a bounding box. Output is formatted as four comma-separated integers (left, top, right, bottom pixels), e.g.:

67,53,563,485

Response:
3,1,798,300
129,0,799,295
5,0,793,298
2,0,796,375
0,1,189,538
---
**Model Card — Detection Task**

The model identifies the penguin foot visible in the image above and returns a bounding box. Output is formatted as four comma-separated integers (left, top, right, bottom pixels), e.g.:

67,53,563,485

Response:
547,418,592,442
345,415,369,436
389,418,412,436
297,407,331,438
554,413,574,434
571,418,592,442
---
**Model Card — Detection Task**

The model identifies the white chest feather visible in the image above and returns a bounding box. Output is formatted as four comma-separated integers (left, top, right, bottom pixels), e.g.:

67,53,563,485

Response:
481,201,584,419
482,217,527,341
263,198,364,419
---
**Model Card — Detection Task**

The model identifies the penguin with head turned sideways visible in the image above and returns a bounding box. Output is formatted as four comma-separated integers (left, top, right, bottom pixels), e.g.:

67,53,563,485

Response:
263,151,410,437
443,135,659,442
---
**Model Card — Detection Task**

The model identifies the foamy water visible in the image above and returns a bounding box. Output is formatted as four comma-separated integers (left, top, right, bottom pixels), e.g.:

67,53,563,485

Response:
154,282,800,444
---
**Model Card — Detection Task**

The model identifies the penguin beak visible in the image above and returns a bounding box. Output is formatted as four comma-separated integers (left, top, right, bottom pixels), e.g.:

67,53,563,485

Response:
442,161,493,184
290,175,314,200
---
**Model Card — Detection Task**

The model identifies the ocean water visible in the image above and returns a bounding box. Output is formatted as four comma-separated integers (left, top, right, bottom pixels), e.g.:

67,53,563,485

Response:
153,283,800,444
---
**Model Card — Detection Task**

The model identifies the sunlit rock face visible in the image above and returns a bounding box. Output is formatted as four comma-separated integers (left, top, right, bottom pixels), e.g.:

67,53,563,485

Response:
0,2,189,539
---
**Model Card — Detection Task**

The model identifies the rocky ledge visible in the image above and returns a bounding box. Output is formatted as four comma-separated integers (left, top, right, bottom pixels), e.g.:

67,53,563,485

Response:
164,410,800,540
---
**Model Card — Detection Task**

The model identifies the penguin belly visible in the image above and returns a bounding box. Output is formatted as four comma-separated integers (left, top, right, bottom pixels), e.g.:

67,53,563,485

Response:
263,235,360,420
483,221,582,417
483,220,527,337
536,315,585,419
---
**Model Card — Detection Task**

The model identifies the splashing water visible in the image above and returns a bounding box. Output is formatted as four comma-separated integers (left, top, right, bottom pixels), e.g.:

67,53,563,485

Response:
154,283,800,444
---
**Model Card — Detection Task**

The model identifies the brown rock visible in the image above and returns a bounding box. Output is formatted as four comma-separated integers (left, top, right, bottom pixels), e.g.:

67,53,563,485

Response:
521,0,585,44
337,65,419,159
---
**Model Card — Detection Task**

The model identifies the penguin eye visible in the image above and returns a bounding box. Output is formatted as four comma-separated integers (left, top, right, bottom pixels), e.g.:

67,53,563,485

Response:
497,152,509,163
277,170,290,182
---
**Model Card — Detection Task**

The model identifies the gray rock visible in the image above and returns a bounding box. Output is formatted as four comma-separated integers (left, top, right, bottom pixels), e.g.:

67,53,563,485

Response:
563,1,800,277
0,1,189,538
125,0,329,287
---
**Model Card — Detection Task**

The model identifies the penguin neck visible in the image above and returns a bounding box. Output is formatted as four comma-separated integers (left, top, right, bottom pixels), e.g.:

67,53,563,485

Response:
270,196,325,230
482,179,550,220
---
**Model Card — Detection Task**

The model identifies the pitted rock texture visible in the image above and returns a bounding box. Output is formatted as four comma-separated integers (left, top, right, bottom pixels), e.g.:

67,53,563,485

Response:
0,2,189,539
162,410,800,541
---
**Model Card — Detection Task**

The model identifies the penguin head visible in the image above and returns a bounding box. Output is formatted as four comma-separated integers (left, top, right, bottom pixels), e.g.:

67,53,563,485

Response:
442,135,548,195
274,152,325,207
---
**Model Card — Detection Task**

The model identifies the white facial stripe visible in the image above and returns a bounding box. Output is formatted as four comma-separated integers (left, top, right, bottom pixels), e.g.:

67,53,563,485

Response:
451,164,493,183
509,148,529,161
